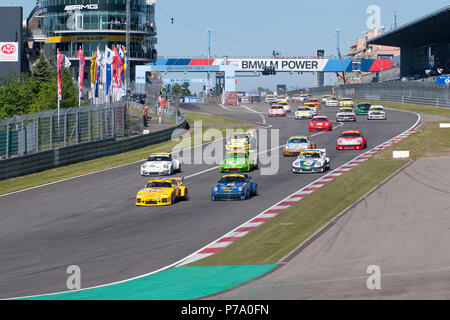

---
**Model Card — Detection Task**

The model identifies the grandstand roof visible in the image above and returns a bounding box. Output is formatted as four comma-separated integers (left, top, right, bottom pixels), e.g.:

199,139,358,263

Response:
367,5,450,47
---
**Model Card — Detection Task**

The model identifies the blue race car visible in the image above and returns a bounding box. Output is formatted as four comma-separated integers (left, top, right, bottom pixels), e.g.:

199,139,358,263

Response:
211,174,257,201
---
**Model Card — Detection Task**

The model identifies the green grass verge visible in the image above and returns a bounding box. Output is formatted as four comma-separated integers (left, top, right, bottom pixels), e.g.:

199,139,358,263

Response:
357,100,450,117
189,159,408,266
184,112,252,125
0,112,255,195
373,121,450,160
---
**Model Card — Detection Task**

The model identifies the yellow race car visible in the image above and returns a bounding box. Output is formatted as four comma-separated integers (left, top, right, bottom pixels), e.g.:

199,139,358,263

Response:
339,98,354,107
136,177,188,206
225,130,254,151
321,95,332,103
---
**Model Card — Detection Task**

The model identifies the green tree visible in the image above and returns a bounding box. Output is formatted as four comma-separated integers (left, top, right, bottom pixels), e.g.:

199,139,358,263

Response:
32,55,53,83
0,73,36,118
171,83,183,96
180,82,191,96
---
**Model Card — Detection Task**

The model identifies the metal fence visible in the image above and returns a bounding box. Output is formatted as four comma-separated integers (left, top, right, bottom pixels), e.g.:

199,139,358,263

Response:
0,102,126,159
302,81,450,107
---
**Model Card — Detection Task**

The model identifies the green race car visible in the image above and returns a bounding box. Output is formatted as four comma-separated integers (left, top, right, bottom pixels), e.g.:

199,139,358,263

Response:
219,150,258,173
356,102,371,115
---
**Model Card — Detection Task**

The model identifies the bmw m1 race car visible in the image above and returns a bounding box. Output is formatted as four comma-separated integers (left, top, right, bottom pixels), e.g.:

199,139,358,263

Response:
308,115,333,131
336,107,356,122
356,102,371,115
283,136,316,156
140,153,181,176
219,150,258,172
367,105,387,120
136,177,188,206
336,130,367,150
295,106,313,119
211,174,257,201
292,149,330,173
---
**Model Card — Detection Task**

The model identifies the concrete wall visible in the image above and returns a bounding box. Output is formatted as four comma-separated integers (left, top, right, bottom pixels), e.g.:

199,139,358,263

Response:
0,119,189,181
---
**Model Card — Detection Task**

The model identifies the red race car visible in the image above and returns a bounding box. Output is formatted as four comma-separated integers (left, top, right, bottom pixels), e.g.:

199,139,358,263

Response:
308,115,332,131
336,130,367,150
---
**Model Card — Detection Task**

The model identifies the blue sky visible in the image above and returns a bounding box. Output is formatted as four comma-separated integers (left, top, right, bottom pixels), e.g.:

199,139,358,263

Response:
2,0,449,92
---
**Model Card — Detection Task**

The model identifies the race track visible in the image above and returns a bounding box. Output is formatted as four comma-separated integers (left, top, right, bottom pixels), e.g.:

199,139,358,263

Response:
0,101,418,298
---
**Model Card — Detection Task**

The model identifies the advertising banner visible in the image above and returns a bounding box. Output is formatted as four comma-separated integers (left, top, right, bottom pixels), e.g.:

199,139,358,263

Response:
0,42,18,62
436,76,450,85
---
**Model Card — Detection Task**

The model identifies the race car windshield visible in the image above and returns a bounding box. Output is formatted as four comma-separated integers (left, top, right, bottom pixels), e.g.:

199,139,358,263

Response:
313,117,328,121
219,176,246,183
147,156,171,162
146,181,172,188
371,107,383,111
358,104,370,110
342,98,352,101
339,109,353,112
232,134,248,140
271,106,283,109
289,138,308,144
298,108,309,111
229,152,247,158
341,132,361,138
301,152,320,158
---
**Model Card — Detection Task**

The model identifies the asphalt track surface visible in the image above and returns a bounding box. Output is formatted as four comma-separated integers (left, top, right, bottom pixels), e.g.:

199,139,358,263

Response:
0,101,418,298
211,157,450,300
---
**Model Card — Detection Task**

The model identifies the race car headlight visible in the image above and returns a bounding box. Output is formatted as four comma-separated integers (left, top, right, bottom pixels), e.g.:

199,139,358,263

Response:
294,161,300,167
141,165,147,169
213,187,219,192
338,139,344,144
315,162,323,168
357,138,362,144
238,186,243,192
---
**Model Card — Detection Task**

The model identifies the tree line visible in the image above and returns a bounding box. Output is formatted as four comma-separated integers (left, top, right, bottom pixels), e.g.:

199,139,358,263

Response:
0,55,78,119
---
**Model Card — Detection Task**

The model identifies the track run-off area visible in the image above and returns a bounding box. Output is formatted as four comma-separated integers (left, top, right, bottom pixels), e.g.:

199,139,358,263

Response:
0,101,419,299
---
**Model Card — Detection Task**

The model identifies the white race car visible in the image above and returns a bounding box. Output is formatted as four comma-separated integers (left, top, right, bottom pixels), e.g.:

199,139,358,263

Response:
140,153,181,176
292,149,330,173
368,105,387,120
336,107,356,122
295,106,313,119
278,101,291,113
325,97,339,107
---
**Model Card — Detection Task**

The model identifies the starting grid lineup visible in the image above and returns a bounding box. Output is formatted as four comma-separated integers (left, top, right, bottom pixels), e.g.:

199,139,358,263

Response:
178,129,416,266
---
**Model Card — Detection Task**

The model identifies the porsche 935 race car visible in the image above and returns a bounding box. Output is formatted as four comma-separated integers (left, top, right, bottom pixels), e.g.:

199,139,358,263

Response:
292,149,330,173
302,102,317,115
268,105,287,117
295,106,313,119
211,174,257,201
356,102,371,115
136,177,188,206
140,153,181,176
225,130,255,151
219,150,258,172
336,130,367,150
283,136,316,156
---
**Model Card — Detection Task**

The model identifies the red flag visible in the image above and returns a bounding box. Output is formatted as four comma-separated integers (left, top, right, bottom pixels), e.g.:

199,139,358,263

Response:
112,46,123,89
77,47,85,100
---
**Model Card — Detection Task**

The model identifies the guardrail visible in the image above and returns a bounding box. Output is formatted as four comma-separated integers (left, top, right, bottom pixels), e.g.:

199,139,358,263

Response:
0,114,188,181
291,82,450,108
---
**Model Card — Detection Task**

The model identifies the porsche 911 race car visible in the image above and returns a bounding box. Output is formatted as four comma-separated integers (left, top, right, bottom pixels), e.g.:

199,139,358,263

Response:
336,107,356,122
265,94,276,103
367,105,387,120
292,149,330,173
306,98,321,109
283,136,316,156
325,97,339,107
308,115,333,131
356,102,371,115
219,150,258,172
291,94,302,102
140,153,181,176
225,130,255,151
339,98,354,107
321,95,332,103
336,130,367,150
278,101,291,113
303,102,317,115
136,177,188,206
295,106,313,119
268,105,287,117
211,174,257,201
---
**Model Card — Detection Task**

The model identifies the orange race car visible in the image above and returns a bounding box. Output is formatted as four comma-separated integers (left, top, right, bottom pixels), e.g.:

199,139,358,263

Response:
283,136,317,156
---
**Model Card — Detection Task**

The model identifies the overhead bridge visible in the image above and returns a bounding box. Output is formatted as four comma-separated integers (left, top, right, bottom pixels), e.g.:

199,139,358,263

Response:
135,57,392,104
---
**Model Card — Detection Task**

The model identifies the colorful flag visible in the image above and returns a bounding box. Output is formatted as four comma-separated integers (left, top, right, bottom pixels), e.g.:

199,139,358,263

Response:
112,46,123,89
105,46,113,96
57,49,71,102
95,48,102,98
77,47,85,101
90,52,97,86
